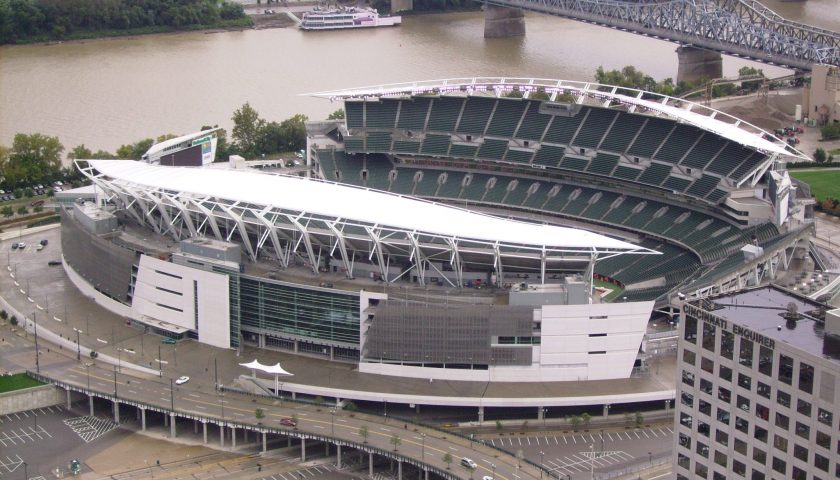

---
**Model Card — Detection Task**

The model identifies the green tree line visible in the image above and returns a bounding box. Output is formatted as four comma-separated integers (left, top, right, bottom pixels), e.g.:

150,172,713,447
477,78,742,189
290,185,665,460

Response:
594,65,767,99
0,0,248,44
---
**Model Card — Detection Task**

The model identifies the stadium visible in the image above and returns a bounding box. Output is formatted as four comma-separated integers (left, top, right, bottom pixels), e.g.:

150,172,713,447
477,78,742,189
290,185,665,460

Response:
60,77,815,401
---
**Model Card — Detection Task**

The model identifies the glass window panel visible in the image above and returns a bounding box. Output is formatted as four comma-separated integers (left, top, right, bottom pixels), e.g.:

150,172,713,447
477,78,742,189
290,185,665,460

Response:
719,365,732,382
720,330,734,360
779,354,793,385
817,408,832,426
798,362,814,394
796,399,811,417
793,444,808,462
795,421,809,440
773,434,787,452
735,416,749,434
756,381,770,399
739,338,753,368
683,349,696,365
775,412,789,430
758,346,773,376
777,390,791,408
754,425,768,443
684,316,697,344
718,387,731,403
702,321,716,352
701,357,714,374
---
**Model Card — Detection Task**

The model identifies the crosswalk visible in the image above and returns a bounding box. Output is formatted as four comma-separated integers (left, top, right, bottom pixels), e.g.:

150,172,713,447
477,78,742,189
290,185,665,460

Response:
484,426,674,448
63,415,118,443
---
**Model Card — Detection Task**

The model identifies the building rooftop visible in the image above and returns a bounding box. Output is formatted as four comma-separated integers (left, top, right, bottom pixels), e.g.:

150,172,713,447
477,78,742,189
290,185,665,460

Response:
700,285,839,362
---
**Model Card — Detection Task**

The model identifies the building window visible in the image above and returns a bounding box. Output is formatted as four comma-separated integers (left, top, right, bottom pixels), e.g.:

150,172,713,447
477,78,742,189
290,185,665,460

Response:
739,338,753,368
779,354,794,385
751,469,765,480
733,459,746,477
718,386,731,403
719,365,732,382
795,421,809,440
699,399,712,415
697,441,710,458
700,378,713,395
712,472,725,480
792,467,807,480
753,447,767,464
715,429,729,446
714,450,727,468
793,444,808,462
758,346,773,376
796,399,811,417
720,330,734,360
695,462,708,479
775,412,789,430
678,453,690,471
771,457,786,475
680,412,693,428
798,362,814,394
754,425,768,443
738,373,751,391
777,390,791,408
756,403,769,421
682,370,695,387
701,357,714,374
735,416,749,434
681,391,694,407
756,381,771,399
698,421,710,437
737,395,750,413
679,432,692,450
817,408,832,427
773,434,787,452
734,437,747,456
816,430,830,450
683,349,696,365
716,408,730,424
685,316,697,344
702,321,716,352
814,452,829,472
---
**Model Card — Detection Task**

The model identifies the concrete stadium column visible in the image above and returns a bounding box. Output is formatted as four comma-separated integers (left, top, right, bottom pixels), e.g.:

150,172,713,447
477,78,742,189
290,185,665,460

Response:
425,469,430,480
164,415,169,427
287,436,292,447
220,425,225,447
325,442,330,456
262,432,267,453
369,453,374,476
66,389,72,408
232,427,236,448
484,3,525,38
478,406,484,424
337,445,342,469
170,414,176,438
391,0,413,13
301,438,307,462
113,401,120,424
537,406,544,421
89,396,94,416
141,408,146,431
203,422,208,444
603,404,610,417
398,461,403,479
676,46,722,84
194,420,198,434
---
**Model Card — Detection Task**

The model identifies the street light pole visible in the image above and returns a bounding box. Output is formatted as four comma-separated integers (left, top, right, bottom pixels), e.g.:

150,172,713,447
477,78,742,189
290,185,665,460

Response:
330,408,335,436
539,451,544,479
86,363,91,390
170,378,175,412
33,312,40,374
113,366,118,398
421,433,426,459
214,357,218,390
75,328,81,361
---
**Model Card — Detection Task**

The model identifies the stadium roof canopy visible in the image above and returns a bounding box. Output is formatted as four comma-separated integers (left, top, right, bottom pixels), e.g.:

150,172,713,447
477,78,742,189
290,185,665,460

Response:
308,77,809,161
78,160,657,288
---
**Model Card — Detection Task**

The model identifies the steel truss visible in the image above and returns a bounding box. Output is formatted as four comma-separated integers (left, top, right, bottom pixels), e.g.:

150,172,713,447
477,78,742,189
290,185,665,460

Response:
77,161,655,288
482,0,840,70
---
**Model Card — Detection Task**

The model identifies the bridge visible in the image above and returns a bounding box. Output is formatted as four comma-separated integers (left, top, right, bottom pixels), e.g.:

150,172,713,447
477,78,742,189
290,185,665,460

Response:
478,0,840,82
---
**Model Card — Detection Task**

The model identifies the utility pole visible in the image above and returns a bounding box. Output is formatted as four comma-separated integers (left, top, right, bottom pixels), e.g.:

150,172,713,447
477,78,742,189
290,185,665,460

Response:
75,328,81,361
33,312,40,374
214,357,218,390
170,378,175,412
113,366,118,398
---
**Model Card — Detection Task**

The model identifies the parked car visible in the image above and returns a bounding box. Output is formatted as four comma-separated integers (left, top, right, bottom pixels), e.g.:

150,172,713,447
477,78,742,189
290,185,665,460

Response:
11,243,18,251
36,244,44,251
175,376,190,385
47,260,61,266
161,337,177,345
17,242,26,249
40,239,48,246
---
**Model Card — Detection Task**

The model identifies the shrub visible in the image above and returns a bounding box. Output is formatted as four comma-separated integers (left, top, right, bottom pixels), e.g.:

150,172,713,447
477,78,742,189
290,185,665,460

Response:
10,315,18,326
821,122,840,140
0,310,7,320
90,351,98,358
814,147,828,163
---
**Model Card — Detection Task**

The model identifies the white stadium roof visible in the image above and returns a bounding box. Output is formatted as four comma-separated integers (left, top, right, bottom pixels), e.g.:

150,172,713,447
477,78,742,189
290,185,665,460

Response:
308,77,809,161
85,160,647,253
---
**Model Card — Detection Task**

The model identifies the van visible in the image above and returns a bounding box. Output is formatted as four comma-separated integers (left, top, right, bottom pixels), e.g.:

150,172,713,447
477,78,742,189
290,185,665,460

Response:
460,458,477,470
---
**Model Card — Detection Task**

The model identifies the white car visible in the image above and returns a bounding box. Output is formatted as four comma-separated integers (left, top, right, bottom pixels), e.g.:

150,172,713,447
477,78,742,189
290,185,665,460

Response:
483,477,494,480
175,376,190,385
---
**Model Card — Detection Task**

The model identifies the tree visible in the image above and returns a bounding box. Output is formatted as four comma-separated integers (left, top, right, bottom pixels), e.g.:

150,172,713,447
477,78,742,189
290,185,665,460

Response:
495,419,503,431
231,102,265,158
738,66,764,93
359,425,369,443
443,452,453,470
1,206,12,218
256,121,284,155
0,310,6,320
255,408,265,423
821,123,840,140
68,144,92,160
10,315,18,326
278,114,308,152
814,147,828,163
16,205,27,215
390,434,401,451
34,205,43,213
116,138,154,159
4,133,63,188
516,449,524,467
568,415,581,432
327,108,345,120
581,412,591,430
635,412,644,428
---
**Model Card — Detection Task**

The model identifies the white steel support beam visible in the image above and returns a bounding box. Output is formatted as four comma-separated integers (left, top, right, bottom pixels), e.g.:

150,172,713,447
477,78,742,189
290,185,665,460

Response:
189,199,223,241
144,191,180,241
124,186,160,234
446,238,464,288
365,226,389,283
287,214,318,275
163,193,198,238
408,232,427,287
326,221,354,279
493,242,503,290
218,204,258,262
255,211,289,269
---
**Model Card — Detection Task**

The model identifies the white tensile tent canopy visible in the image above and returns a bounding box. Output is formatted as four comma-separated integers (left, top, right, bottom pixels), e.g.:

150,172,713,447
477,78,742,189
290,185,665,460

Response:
239,359,293,395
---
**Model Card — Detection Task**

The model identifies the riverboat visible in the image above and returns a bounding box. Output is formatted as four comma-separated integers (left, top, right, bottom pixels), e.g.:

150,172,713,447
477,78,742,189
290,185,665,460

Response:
299,7,401,30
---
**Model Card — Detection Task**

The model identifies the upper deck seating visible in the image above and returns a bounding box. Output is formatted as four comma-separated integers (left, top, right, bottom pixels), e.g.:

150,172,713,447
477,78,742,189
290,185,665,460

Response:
486,99,528,138
427,97,464,132
572,108,617,149
456,97,496,135
654,124,702,164
365,99,399,129
397,97,432,130
627,118,673,158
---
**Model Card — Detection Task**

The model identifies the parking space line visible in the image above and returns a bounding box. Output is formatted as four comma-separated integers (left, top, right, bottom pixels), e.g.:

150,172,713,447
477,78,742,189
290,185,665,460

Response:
526,437,531,445
642,430,650,438
517,437,521,446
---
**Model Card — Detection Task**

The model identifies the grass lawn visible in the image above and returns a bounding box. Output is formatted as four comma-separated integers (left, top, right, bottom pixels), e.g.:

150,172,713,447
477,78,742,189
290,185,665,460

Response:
789,170,840,201
594,278,625,302
0,373,44,393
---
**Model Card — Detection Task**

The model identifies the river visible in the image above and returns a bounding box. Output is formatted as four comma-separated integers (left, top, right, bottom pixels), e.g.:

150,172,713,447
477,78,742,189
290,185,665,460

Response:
0,0,837,154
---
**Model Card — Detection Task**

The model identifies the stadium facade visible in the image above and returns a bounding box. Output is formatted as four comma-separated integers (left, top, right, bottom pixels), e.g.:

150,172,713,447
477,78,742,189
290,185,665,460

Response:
61,78,815,385
674,287,840,480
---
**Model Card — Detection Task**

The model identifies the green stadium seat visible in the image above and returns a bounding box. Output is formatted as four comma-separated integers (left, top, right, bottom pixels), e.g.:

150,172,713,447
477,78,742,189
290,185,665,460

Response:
586,152,619,177
449,143,479,159
505,149,534,164
637,162,672,186
478,139,508,161
397,97,432,130
515,101,551,141
420,134,451,156
427,97,464,132
542,111,585,145
393,140,421,154
533,145,565,168
599,112,646,153
456,97,496,135
486,99,528,137
365,100,399,129
573,108,618,149
654,124,702,164
627,118,673,158
680,133,724,169
345,101,364,128
662,175,692,192
686,174,720,198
